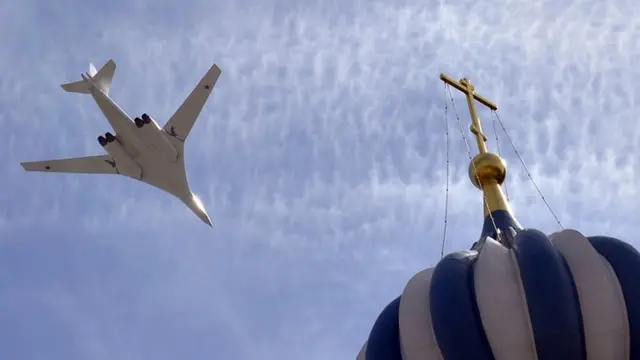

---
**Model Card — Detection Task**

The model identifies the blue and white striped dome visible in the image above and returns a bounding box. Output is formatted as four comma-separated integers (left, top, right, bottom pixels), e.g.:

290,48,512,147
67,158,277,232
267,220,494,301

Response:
358,229,640,360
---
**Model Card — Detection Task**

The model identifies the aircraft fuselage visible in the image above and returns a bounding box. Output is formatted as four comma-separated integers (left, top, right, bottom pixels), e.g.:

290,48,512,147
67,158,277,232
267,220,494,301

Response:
86,76,193,202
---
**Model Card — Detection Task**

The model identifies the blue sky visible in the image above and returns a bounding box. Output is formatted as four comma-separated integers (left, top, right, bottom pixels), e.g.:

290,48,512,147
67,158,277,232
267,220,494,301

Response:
1,0,639,359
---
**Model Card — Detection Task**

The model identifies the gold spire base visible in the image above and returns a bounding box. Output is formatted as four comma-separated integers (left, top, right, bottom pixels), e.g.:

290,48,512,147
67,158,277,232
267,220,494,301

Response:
468,152,512,216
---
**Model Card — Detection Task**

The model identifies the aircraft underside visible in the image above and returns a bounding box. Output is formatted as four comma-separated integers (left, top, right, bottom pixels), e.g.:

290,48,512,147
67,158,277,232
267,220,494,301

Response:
98,112,179,170
20,59,221,226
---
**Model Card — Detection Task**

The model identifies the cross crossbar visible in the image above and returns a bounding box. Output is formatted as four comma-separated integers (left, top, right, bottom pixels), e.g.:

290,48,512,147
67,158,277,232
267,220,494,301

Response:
440,73,497,154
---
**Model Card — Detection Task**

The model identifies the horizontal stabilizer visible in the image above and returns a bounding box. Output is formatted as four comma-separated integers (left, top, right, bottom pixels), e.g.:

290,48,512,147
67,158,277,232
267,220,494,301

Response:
61,80,91,94
61,59,116,95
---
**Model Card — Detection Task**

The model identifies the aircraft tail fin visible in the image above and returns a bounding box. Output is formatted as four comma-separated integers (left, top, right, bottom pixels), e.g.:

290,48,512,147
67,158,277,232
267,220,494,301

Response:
88,63,97,77
61,59,116,95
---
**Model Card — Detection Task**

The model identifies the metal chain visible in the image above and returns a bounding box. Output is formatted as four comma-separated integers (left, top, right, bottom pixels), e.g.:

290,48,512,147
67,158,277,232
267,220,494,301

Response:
441,83,450,259
446,85,499,237
491,111,510,201
492,110,563,229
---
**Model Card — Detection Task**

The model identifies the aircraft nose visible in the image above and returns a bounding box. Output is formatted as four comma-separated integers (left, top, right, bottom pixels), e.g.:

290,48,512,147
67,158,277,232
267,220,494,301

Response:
188,193,213,227
201,213,212,227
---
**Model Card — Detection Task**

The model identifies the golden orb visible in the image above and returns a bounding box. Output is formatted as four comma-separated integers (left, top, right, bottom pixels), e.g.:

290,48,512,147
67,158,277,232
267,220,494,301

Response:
468,152,507,189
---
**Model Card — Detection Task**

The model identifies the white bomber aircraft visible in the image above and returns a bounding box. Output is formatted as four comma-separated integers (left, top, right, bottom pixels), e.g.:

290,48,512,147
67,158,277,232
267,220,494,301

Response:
20,59,221,226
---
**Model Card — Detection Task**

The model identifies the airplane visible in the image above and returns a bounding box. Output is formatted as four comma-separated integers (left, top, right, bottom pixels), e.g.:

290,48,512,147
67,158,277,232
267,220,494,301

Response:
20,59,221,227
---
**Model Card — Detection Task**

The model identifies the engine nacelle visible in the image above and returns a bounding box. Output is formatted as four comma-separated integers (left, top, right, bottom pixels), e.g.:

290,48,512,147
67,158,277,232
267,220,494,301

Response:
136,113,179,162
104,139,142,179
